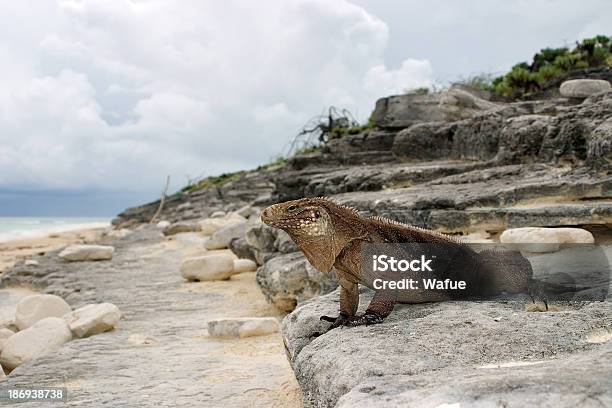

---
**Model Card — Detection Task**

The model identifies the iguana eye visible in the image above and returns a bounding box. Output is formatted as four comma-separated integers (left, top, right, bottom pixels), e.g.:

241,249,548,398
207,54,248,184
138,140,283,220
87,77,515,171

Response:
287,205,298,211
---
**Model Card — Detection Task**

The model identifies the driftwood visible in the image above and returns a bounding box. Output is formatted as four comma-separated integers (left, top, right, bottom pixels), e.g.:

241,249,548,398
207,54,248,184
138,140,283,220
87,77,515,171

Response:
150,175,170,224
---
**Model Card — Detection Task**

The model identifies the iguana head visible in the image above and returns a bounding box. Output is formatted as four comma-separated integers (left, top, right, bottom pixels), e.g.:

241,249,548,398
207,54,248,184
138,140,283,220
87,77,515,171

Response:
261,197,361,272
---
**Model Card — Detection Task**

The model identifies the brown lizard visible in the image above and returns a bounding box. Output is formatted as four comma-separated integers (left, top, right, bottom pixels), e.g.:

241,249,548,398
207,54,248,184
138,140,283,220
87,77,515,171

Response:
261,197,536,329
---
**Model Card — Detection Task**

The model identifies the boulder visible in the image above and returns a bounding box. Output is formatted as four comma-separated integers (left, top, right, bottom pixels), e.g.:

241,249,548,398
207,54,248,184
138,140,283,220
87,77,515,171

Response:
174,232,208,248
204,221,250,250
156,220,171,229
233,259,257,273
0,327,14,351
228,237,257,263
207,317,279,338
560,79,611,98
0,317,72,370
439,87,499,120
241,223,298,265
210,211,226,218
372,92,445,129
180,253,235,281
500,227,594,252
163,222,202,236
256,252,338,312
14,294,72,330
58,244,114,262
63,303,121,338
198,213,246,235
24,260,39,266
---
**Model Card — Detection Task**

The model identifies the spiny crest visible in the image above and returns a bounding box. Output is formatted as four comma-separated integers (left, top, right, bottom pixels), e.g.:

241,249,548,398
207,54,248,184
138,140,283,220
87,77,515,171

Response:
299,196,362,218
369,215,460,243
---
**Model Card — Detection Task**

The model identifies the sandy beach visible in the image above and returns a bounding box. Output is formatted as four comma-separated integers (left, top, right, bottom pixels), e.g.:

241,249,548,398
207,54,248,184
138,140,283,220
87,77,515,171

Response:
0,227,108,275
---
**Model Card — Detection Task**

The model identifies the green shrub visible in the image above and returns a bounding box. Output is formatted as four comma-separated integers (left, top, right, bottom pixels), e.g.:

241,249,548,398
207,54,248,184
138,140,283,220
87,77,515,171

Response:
490,35,612,98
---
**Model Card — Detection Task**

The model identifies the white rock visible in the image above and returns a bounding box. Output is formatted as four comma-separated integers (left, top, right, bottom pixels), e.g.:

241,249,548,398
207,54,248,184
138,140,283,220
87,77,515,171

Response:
235,205,261,219
439,87,499,120
174,232,208,248
156,220,171,229
0,327,15,352
107,228,132,239
58,244,114,261
500,227,594,252
207,317,279,338
180,253,235,281
63,303,121,338
15,294,72,331
163,222,202,236
210,211,226,218
204,221,249,250
198,213,246,235
0,317,72,370
560,79,611,98
0,362,5,378
24,260,39,266
233,259,257,273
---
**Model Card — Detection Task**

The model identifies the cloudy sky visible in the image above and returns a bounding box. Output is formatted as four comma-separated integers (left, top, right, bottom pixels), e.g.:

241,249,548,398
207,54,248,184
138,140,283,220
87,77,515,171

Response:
1,0,610,216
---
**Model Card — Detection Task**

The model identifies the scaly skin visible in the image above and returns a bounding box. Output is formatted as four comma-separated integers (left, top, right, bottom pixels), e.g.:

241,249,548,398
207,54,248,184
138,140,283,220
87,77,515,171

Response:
261,197,534,330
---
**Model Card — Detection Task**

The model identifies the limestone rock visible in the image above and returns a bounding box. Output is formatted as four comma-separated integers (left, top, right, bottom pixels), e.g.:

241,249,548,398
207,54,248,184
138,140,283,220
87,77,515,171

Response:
235,205,260,219
180,253,235,281
156,220,171,229
500,227,594,252
163,222,202,236
198,213,246,235
560,79,611,98
256,252,338,312
588,117,612,165
204,221,249,250
233,259,257,273
0,327,15,351
58,244,114,262
372,92,445,129
0,317,72,370
210,211,226,218
282,288,612,408
15,294,72,330
439,87,499,120
64,303,121,338
174,232,208,248
0,362,4,378
24,260,39,266
207,317,279,338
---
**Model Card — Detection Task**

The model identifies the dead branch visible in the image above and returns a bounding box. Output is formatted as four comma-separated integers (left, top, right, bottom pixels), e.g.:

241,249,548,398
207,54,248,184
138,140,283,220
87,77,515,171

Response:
150,175,171,224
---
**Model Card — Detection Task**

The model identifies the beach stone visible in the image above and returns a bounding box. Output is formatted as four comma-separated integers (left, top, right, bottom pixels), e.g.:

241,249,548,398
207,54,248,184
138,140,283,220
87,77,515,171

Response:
64,303,121,338
500,227,594,252
210,211,226,218
204,221,250,250
0,317,72,370
199,213,246,235
15,294,72,330
560,79,611,98
59,244,115,262
24,260,39,266
0,327,15,351
174,232,207,248
156,220,171,229
163,222,202,236
233,259,257,273
207,317,279,338
180,253,235,281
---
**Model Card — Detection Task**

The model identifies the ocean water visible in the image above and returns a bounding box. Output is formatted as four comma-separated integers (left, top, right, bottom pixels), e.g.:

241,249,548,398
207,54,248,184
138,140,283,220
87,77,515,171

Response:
0,217,111,243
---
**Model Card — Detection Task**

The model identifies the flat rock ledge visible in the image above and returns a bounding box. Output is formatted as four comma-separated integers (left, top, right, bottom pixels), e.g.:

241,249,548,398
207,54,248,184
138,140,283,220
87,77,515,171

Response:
282,288,612,408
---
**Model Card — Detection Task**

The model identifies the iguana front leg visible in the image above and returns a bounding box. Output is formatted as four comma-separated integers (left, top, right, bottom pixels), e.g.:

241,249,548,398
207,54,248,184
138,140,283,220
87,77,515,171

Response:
346,291,395,327
320,277,358,328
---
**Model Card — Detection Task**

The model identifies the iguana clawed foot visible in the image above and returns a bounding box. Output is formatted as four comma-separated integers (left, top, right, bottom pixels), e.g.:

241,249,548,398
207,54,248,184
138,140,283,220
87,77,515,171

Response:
320,310,384,329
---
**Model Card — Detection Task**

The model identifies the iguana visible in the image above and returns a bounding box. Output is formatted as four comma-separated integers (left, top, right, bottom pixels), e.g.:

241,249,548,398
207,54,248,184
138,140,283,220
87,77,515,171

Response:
261,197,536,329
